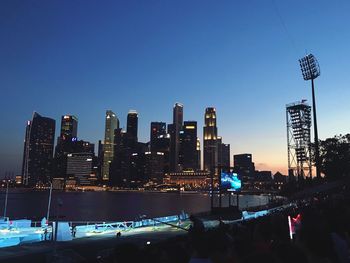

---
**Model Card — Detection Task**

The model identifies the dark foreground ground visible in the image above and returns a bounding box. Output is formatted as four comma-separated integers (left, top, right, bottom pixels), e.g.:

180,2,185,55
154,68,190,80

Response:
1,181,350,263
0,224,187,263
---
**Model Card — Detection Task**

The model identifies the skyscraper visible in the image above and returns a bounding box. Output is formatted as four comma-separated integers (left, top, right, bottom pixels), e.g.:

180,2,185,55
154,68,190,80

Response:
60,115,78,142
150,122,166,151
102,110,119,181
22,112,55,186
54,115,78,178
234,153,255,181
217,136,230,168
179,121,198,170
203,107,218,175
170,103,183,172
127,110,138,147
196,138,201,170
66,152,94,186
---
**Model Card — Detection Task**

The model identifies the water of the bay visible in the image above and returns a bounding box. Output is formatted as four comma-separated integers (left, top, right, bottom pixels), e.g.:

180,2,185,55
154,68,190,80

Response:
0,190,269,222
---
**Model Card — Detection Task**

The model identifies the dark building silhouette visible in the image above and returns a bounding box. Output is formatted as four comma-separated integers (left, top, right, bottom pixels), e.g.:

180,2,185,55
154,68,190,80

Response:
129,151,164,186
110,129,128,186
179,121,198,170
127,110,138,148
169,103,183,172
217,136,230,168
255,170,272,181
151,125,171,174
22,112,55,186
150,122,166,151
97,140,104,181
234,153,255,182
54,115,79,178
203,107,218,175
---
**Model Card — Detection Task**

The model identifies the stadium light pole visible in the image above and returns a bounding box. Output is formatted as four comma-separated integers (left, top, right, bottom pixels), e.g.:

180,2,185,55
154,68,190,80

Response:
299,54,321,179
3,180,9,218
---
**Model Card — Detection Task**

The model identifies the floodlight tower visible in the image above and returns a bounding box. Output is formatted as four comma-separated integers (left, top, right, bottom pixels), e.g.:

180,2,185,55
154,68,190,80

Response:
286,101,312,179
299,54,321,179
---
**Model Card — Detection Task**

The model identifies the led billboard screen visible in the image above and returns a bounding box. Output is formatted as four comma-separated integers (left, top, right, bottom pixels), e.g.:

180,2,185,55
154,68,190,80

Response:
221,172,241,191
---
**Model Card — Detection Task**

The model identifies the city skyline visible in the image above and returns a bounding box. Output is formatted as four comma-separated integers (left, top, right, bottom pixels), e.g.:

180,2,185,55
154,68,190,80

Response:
2,1,350,176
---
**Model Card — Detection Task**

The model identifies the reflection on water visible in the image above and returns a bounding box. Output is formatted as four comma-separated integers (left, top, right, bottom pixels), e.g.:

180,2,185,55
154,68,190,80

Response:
0,190,269,221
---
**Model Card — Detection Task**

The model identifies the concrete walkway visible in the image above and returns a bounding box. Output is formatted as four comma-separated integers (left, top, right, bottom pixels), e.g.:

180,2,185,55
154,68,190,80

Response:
0,223,190,263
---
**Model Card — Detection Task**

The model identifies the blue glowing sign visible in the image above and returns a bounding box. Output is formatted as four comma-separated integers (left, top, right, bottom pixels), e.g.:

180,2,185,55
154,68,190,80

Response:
221,172,241,191
71,137,77,142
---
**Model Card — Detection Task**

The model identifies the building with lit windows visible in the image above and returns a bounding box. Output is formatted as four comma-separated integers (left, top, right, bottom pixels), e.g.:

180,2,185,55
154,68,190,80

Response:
54,115,78,178
67,152,95,185
60,115,78,141
196,138,201,170
169,103,183,172
203,107,218,175
179,121,198,170
150,122,167,151
102,110,119,181
164,170,210,190
22,112,55,186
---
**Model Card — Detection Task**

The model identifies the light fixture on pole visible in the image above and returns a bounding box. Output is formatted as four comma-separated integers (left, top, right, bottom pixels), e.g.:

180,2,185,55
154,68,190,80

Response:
299,54,321,179
47,181,52,224
3,180,9,218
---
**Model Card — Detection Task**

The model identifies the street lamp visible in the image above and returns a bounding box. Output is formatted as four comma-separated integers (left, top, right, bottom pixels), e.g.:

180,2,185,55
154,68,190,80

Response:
47,181,53,224
3,180,9,218
299,54,321,179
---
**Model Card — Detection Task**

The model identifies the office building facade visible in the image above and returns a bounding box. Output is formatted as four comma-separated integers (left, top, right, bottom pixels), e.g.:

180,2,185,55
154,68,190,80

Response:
169,103,183,172
54,115,78,178
217,136,230,168
66,152,94,185
127,110,138,148
150,122,167,151
22,112,55,186
203,107,218,175
102,110,119,181
179,121,198,170
233,153,255,181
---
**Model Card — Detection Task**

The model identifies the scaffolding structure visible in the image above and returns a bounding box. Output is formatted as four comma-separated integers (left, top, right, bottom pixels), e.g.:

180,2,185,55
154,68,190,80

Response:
286,101,312,179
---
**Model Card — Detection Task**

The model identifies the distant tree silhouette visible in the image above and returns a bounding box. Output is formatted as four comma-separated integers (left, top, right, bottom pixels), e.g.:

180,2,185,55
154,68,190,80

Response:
319,134,350,180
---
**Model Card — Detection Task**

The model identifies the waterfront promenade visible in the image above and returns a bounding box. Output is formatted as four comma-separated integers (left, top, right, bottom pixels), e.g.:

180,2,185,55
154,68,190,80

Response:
0,222,190,262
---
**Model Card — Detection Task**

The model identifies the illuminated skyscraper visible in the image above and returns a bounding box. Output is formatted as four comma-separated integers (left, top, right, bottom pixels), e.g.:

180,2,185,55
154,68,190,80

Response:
102,110,119,181
60,115,78,142
22,112,55,186
170,103,183,172
203,107,218,175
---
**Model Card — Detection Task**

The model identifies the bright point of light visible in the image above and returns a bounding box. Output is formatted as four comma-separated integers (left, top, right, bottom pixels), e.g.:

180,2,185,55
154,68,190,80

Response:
288,216,293,240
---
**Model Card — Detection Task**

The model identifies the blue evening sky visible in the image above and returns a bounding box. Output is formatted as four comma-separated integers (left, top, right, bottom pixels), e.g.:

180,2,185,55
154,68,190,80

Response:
1,0,350,176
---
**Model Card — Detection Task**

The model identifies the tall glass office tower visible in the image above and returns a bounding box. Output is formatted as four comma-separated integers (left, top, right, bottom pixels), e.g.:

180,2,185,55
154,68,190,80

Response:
102,110,119,181
22,112,55,186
